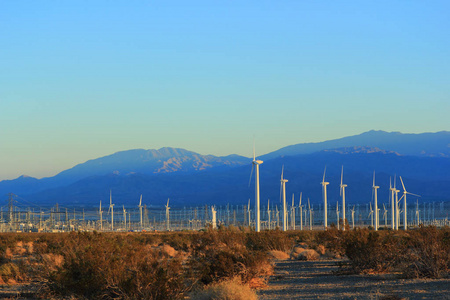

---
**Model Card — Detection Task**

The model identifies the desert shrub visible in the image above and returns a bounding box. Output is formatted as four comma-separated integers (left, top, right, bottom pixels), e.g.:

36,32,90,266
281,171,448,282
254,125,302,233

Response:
189,229,273,286
45,232,189,299
342,229,401,273
190,277,257,300
246,230,294,252
400,226,450,278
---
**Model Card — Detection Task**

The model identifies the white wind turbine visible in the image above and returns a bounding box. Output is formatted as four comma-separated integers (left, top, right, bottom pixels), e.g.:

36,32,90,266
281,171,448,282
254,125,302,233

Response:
321,167,329,229
340,166,347,231
122,205,127,231
165,198,170,231
368,202,374,228
394,178,401,230
249,143,263,232
108,190,114,231
299,192,303,231
247,199,251,227
280,166,288,231
308,198,313,230
336,201,340,230
99,200,103,231
351,205,355,229
399,176,420,230
291,193,296,230
267,199,271,230
138,195,143,230
389,177,395,230
211,206,217,229
415,199,420,226
383,204,388,227
372,172,380,231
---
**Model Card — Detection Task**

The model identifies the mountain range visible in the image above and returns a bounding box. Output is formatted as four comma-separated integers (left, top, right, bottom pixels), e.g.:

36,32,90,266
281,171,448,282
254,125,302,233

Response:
1,130,449,208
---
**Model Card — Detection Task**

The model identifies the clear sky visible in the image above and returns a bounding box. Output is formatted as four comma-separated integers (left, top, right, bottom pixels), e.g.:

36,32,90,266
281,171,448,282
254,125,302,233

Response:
1,1,449,180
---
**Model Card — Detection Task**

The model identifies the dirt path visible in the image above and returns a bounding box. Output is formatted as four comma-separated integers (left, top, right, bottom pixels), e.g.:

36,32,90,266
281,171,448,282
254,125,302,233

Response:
257,259,450,300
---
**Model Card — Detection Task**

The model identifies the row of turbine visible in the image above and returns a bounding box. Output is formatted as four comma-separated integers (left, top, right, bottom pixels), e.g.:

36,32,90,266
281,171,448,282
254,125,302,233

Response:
249,146,420,232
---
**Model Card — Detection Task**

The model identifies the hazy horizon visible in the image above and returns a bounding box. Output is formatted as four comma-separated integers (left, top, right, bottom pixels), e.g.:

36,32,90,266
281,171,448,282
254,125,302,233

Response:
1,1,449,180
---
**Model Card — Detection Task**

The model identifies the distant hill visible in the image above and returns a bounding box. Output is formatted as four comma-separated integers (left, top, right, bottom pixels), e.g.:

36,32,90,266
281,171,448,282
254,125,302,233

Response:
0,148,250,197
21,147,450,207
2,131,450,207
261,130,450,160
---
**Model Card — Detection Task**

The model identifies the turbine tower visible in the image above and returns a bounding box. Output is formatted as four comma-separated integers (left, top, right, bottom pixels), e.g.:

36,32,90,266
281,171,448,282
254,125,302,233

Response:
291,193,295,230
249,143,263,232
165,198,170,231
399,176,420,230
299,192,303,231
211,206,217,229
372,171,379,231
340,166,347,230
99,200,103,231
280,166,288,231
109,190,114,231
336,201,340,230
389,177,395,230
267,199,271,230
122,205,127,231
321,167,329,230
139,195,143,230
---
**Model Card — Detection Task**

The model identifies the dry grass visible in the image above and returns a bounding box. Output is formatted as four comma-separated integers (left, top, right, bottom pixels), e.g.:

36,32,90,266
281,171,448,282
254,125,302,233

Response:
191,277,257,300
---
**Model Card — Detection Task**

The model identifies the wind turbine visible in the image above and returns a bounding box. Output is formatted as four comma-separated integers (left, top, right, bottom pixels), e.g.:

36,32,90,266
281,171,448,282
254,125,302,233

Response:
247,199,251,227
383,204,388,227
211,206,217,229
139,195,143,230
399,176,420,230
267,199,271,230
321,167,329,229
299,192,303,231
249,143,263,232
372,171,379,231
340,166,347,230
165,198,170,231
99,200,103,231
280,166,288,231
108,190,114,231
368,203,374,228
351,205,355,229
336,201,340,230
389,177,395,230
308,198,312,230
291,193,295,230
415,199,420,226
122,205,127,231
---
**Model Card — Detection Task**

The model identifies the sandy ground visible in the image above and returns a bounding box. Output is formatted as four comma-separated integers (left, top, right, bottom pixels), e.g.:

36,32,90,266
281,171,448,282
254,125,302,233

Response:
257,259,450,300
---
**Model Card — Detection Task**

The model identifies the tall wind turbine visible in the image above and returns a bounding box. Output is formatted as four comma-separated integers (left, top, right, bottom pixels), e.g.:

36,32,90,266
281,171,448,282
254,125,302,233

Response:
249,143,263,232
247,199,251,227
122,205,127,231
399,176,420,230
394,177,400,230
336,201,340,230
415,199,420,226
308,198,312,230
109,190,114,231
139,195,143,230
383,204,388,227
321,167,329,230
165,198,170,231
267,199,271,230
280,166,288,231
340,166,347,230
389,177,395,230
372,172,379,231
99,200,103,231
351,205,355,229
368,203,374,228
211,206,217,229
299,192,303,231
291,193,296,230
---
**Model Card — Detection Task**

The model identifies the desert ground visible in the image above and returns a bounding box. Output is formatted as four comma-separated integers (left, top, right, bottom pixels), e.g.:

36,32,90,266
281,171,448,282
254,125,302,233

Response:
258,259,450,300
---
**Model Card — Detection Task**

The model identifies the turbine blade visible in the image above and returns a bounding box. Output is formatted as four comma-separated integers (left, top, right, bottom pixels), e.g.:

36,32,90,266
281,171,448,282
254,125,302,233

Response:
248,165,254,187
400,176,406,192
281,165,284,180
373,171,375,187
299,192,302,206
323,166,326,183
279,181,282,203
341,165,343,186
406,192,421,197
253,139,256,161
139,194,142,206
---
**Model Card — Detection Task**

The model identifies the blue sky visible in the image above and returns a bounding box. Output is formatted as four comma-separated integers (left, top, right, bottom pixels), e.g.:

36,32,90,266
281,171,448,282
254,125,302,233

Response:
1,1,449,180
